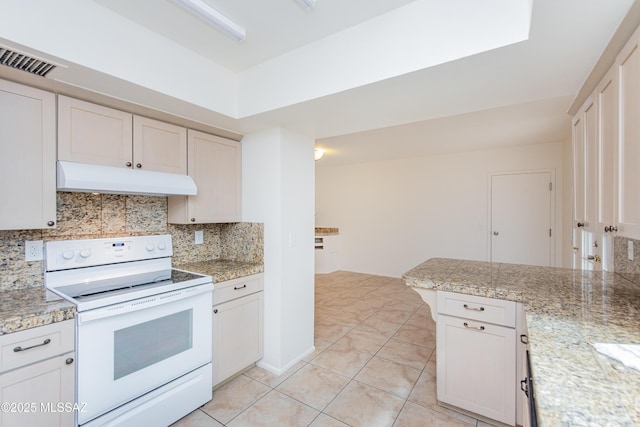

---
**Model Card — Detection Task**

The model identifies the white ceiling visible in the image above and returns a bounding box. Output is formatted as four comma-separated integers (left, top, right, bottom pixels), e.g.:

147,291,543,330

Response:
0,0,636,165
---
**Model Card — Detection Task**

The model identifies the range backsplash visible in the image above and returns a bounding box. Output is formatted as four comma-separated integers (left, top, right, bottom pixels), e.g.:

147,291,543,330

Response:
0,192,263,291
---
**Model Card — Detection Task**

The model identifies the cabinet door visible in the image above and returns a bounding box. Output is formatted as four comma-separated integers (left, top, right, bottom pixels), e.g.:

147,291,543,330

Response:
0,352,75,427
58,95,133,168
168,130,241,224
596,68,618,234
0,80,56,230
572,113,585,229
212,292,263,387
616,31,640,240
133,116,187,174
572,97,597,233
436,314,516,425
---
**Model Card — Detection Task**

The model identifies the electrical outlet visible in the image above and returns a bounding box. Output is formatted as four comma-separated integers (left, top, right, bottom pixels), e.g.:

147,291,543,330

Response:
25,240,44,261
628,241,634,261
195,230,204,245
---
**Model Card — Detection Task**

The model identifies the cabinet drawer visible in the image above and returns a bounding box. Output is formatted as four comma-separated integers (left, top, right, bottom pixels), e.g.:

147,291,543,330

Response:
437,291,516,327
213,274,263,306
0,320,74,373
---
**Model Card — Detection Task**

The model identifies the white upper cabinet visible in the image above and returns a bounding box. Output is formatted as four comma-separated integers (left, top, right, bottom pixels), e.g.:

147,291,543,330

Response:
168,130,241,224
616,28,640,240
572,24,640,246
58,96,187,174
58,95,133,168
572,97,596,233
0,79,56,230
596,67,618,234
133,116,187,174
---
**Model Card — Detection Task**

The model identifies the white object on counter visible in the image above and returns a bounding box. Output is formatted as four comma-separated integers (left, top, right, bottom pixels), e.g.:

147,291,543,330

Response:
593,343,640,371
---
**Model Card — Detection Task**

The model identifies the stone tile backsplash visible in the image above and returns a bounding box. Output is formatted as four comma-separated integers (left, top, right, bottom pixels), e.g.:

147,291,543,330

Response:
614,235,640,283
0,192,263,291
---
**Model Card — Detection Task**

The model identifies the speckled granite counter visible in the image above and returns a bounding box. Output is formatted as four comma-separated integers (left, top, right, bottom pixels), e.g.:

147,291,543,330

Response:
315,227,339,236
402,258,640,427
175,259,264,283
0,287,75,336
1,259,262,337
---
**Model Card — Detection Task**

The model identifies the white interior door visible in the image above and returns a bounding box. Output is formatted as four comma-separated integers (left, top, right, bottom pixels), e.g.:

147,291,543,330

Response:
491,172,553,266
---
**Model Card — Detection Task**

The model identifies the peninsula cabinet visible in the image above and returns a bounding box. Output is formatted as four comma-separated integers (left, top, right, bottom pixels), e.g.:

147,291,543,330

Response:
168,130,242,224
211,274,264,387
0,79,56,230
58,96,187,174
0,321,75,427
436,291,516,426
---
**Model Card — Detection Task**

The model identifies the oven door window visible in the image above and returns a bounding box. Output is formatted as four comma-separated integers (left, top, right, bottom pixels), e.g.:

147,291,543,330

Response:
114,309,193,380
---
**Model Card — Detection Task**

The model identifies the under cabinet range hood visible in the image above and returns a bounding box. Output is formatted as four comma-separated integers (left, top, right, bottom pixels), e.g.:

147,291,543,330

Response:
57,161,197,196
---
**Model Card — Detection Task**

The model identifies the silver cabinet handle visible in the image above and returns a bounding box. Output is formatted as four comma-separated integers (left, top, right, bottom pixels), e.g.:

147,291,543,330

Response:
463,304,485,312
463,322,485,331
14,338,51,352
234,284,247,290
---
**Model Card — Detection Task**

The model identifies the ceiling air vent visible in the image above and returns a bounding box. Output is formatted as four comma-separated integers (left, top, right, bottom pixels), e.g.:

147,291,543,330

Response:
0,47,56,77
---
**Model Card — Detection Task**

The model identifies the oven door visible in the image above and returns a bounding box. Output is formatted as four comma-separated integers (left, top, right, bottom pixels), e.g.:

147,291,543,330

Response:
76,283,212,425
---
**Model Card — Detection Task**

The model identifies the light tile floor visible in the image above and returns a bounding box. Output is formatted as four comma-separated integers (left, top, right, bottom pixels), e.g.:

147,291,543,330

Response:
172,271,496,427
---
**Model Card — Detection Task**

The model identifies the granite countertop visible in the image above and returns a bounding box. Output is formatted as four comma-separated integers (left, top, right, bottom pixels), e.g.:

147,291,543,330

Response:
175,259,264,283
1,259,263,337
402,258,640,427
315,227,339,236
0,287,75,336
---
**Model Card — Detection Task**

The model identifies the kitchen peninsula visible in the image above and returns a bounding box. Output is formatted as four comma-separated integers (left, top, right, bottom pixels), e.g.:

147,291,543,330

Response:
402,258,640,426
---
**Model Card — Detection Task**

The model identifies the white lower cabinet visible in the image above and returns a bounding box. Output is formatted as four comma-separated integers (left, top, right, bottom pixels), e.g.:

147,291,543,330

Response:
436,291,517,426
0,321,75,427
212,274,264,388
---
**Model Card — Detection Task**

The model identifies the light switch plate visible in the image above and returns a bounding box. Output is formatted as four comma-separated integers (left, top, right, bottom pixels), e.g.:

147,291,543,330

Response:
195,230,204,245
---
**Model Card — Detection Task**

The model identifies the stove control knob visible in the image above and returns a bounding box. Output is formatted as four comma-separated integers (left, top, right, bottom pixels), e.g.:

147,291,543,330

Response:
146,244,155,252
79,249,91,258
62,250,75,260
158,242,167,251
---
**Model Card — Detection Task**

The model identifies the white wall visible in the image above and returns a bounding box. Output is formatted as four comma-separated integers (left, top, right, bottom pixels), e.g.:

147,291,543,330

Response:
242,127,315,374
316,141,571,278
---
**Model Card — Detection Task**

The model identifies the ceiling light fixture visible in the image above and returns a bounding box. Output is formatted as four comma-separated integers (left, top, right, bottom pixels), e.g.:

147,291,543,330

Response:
314,148,325,161
176,0,246,41
295,0,316,11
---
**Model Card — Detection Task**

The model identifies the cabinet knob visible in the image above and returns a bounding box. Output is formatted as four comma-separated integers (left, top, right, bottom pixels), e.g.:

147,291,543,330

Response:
47,220,55,227
126,162,132,167
213,309,218,314
604,225,618,233
191,218,196,222
577,222,585,228
136,163,142,169
66,357,74,365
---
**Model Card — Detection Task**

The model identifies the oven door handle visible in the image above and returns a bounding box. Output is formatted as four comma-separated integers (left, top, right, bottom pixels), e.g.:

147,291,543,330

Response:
77,283,213,325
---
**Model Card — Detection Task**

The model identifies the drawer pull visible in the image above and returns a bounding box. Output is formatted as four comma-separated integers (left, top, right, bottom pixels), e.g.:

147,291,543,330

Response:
14,338,51,352
234,284,247,290
520,334,529,344
463,304,485,312
463,322,485,331
520,378,529,397
66,357,74,365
